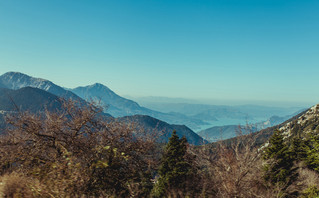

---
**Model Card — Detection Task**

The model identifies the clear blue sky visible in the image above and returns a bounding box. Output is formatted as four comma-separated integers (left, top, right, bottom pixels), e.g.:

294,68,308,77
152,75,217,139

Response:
0,0,318,105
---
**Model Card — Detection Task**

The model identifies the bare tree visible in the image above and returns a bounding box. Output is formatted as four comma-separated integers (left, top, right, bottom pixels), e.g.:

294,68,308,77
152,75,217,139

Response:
192,125,274,198
0,99,157,197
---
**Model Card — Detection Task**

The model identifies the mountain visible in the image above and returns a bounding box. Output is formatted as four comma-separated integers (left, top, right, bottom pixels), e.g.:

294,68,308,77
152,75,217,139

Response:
0,87,63,133
277,104,319,139
118,115,208,145
0,86,205,145
198,125,258,142
200,110,304,142
256,112,304,130
0,72,208,129
218,108,309,147
70,83,208,130
0,87,62,112
0,72,82,101
71,83,147,117
0,81,6,89
136,102,304,123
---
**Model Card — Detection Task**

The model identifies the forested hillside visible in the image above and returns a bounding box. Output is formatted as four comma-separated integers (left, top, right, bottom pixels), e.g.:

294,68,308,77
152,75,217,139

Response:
1,101,319,197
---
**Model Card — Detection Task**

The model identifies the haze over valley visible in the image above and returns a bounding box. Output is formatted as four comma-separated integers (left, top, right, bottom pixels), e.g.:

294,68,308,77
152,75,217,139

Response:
1,1,319,197
0,71,307,141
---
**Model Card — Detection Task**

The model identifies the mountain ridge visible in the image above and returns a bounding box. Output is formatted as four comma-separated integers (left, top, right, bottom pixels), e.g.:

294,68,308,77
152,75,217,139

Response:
118,114,208,145
0,85,206,145
0,72,83,101
70,83,208,129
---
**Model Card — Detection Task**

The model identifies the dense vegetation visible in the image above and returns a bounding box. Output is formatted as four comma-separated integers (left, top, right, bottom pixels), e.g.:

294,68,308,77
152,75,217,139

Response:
1,101,319,197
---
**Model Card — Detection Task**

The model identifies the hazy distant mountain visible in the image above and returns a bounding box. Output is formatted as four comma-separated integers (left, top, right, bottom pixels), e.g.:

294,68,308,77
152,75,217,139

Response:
70,83,208,130
118,115,208,145
0,72,208,129
191,108,243,121
0,86,206,145
198,125,258,142
198,110,304,141
0,72,82,101
0,72,304,133
258,115,290,129
216,108,309,147
129,96,200,104
71,83,147,116
138,102,304,124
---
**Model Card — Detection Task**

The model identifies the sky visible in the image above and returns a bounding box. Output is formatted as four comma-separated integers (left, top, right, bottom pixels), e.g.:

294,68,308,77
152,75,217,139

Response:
0,0,318,106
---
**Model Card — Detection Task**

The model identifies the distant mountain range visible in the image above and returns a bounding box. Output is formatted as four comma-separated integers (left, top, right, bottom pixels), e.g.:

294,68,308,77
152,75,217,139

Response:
71,83,145,117
136,102,303,122
0,72,207,130
198,125,258,141
0,72,81,101
70,84,207,128
0,72,206,145
198,111,303,141
221,109,309,147
0,71,305,145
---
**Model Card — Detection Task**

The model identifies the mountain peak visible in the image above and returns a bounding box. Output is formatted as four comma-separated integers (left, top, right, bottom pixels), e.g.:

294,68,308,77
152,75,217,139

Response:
89,83,110,90
0,72,51,90
3,71,26,76
2,71,44,80
0,71,82,101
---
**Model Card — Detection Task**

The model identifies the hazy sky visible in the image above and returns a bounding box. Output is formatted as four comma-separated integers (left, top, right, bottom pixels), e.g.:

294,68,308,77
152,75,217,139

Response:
0,0,318,105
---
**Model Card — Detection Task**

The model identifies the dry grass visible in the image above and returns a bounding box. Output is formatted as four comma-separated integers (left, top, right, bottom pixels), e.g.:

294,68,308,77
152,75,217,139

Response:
0,172,34,198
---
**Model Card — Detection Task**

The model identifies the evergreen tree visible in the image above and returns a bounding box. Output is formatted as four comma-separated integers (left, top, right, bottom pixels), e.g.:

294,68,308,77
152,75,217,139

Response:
305,133,319,172
290,136,308,162
263,130,297,187
152,131,192,197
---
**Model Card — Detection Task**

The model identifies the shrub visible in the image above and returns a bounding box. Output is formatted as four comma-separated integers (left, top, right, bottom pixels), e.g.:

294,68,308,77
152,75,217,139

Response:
0,100,157,197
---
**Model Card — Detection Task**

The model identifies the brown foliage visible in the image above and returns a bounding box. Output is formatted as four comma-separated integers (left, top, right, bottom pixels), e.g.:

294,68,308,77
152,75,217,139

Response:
0,100,157,197
192,126,275,198
0,172,33,198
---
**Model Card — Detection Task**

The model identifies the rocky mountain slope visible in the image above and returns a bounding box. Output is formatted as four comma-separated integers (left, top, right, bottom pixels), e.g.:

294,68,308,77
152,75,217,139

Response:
278,104,319,139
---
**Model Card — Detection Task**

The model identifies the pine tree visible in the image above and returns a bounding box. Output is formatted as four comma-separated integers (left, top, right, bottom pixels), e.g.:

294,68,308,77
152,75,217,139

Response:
305,133,319,172
263,130,297,187
152,131,192,197
290,136,308,162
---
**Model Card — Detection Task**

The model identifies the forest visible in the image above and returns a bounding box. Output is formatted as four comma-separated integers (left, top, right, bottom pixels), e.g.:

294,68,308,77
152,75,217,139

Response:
1,100,319,198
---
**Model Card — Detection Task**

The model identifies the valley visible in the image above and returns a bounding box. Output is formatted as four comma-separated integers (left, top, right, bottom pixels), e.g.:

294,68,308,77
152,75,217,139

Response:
0,72,306,141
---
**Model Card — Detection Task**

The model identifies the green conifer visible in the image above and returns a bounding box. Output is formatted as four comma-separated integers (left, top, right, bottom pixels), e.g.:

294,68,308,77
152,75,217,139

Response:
306,133,319,172
263,130,297,187
152,131,192,197
291,136,308,162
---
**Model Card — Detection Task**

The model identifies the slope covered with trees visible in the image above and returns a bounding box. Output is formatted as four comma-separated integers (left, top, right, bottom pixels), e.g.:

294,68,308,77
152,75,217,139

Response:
1,101,319,197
